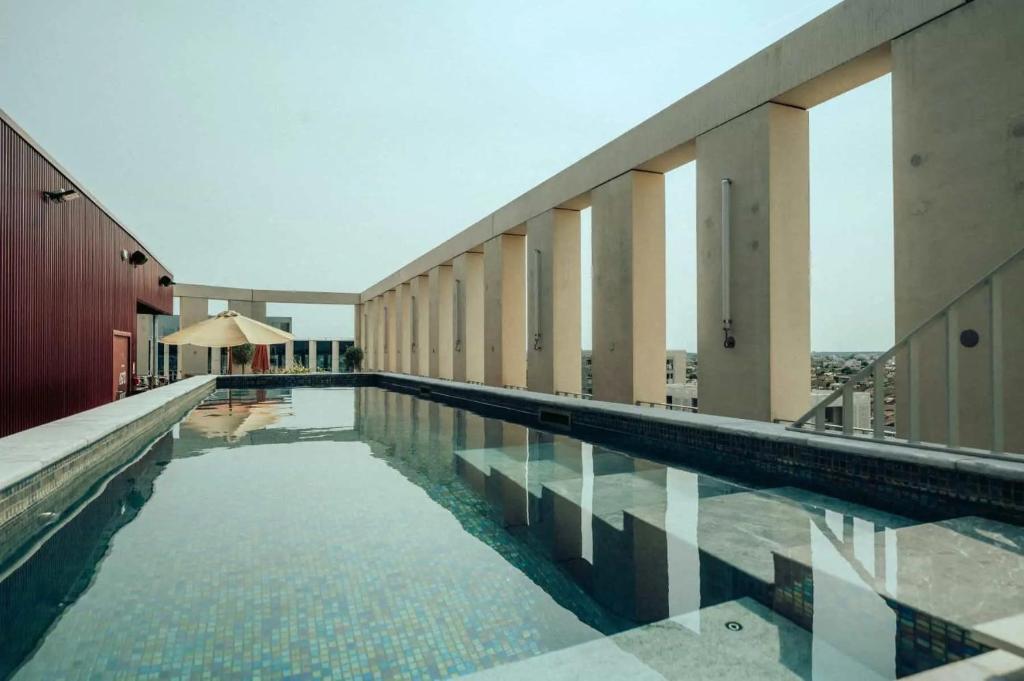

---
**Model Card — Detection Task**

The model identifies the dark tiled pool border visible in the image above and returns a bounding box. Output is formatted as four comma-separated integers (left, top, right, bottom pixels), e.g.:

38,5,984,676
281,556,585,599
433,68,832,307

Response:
219,372,1024,526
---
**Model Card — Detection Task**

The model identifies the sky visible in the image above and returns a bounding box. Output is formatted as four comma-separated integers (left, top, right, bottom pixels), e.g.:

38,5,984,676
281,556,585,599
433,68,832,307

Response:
0,0,894,351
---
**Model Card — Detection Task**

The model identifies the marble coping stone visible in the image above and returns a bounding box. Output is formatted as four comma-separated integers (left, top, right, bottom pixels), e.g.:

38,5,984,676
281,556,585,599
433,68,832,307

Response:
973,614,1024,659
625,486,913,586
460,597,841,680
376,373,1024,523
541,469,743,531
776,516,1024,632
0,376,215,494
376,373,983,470
902,650,1024,680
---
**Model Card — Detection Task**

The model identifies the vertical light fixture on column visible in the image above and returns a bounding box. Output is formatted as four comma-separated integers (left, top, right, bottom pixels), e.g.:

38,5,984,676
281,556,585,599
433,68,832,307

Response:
411,296,418,355
530,249,541,350
721,178,735,349
454,279,463,352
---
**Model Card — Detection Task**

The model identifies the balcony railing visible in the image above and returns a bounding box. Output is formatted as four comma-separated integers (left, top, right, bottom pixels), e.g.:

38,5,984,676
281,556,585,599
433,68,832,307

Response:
636,400,698,413
789,243,1024,458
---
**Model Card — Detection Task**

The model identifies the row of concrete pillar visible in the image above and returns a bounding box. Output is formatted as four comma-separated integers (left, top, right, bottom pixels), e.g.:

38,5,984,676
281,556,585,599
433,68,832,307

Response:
359,0,1024,452
357,102,809,423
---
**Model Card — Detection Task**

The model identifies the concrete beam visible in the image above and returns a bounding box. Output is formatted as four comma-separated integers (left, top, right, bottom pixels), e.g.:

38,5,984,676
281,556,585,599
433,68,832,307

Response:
484,233,526,388
174,283,359,306
452,252,484,383
696,103,810,422
527,209,581,395
360,0,963,300
591,170,666,405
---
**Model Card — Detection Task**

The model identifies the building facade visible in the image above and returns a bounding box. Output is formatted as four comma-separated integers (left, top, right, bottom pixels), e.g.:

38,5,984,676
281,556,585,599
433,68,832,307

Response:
0,110,173,437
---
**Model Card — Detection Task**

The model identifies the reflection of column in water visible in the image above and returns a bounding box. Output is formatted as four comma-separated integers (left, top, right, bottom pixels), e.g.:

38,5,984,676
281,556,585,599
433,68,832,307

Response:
884,529,898,598
854,517,876,576
665,468,701,632
810,520,896,681
580,444,594,564
524,431,531,525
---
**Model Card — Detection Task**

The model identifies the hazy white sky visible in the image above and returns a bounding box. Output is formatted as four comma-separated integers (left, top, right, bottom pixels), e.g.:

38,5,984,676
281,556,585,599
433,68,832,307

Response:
0,0,894,350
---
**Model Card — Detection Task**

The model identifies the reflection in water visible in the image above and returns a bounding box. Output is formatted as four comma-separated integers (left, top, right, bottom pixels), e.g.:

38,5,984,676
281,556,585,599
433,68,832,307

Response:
2,387,1019,680
665,469,701,632
809,520,897,681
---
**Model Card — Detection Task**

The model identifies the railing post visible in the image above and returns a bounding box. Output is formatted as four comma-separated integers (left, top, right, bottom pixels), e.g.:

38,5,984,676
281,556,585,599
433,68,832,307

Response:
908,337,920,444
842,384,853,436
990,275,1004,453
814,405,826,433
945,308,959,449
872,361,885,440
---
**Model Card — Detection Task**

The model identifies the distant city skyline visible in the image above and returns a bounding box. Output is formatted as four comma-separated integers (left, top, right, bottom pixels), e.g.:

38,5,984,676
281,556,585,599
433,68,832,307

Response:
0,0,893,350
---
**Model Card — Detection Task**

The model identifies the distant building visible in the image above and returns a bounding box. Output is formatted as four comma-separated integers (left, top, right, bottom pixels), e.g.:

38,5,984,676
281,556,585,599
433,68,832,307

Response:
582,349,689,395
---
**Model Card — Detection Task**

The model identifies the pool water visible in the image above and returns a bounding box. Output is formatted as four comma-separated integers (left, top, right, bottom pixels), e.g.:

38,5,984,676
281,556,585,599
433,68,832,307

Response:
1,387,1022,680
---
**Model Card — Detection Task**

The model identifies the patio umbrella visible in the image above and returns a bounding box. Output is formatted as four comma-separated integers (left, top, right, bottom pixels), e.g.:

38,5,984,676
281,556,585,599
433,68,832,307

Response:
161,310,293,348
161,310,293,374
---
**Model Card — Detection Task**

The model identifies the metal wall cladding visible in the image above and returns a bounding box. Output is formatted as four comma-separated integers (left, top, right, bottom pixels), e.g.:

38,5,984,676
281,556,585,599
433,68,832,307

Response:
0,118,173,438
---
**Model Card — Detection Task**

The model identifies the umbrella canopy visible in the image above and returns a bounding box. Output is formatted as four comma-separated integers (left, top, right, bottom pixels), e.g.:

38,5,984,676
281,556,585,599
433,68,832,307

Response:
161,310,293,348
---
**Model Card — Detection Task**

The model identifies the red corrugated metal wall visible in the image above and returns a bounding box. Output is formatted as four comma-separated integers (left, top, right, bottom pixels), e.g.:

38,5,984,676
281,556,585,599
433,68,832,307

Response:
0,118,173,438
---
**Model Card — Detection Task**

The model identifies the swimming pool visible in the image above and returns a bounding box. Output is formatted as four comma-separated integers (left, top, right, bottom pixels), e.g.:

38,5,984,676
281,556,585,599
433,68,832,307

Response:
1,387,1022,680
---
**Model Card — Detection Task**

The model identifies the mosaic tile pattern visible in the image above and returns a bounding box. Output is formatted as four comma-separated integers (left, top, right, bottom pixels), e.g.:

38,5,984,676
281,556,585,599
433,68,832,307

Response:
11,392,604,680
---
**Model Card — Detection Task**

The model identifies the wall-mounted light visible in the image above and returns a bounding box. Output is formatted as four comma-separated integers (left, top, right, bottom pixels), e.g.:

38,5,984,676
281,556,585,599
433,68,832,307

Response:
128,250,149,267
158,275,174,287
42,188,81,204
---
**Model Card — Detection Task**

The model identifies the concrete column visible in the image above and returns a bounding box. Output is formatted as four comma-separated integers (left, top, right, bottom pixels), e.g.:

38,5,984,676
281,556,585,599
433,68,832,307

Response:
484,233,526,388
366,299,377,369
399,282,413,373
178,296,209,377
354,304,363,351
452,251,484,383
526,209,581,394
251,301,267,323
892,0,1024,452
136,314,152,376
309,340,318,372
591,170,666,405
385,289,399,372
410,275,430,375
211,346,221,374
227,299,253,318
285,340,295,370
428,265,454,379
162,341,169,379
375,295,386,371
696,102,809,422
332,340,340,373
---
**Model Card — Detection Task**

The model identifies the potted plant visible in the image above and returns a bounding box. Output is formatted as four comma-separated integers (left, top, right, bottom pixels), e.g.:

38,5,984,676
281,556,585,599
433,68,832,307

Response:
343,346,364,372
230,343,255,374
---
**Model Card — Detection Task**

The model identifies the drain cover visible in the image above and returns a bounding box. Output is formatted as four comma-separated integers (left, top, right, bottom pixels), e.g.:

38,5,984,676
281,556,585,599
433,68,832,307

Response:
725,621,743,632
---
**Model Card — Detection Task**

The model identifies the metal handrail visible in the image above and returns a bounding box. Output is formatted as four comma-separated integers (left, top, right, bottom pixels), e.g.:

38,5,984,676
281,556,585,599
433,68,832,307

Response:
789,243,1024,456
555,390,592,400
637,400,698,413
